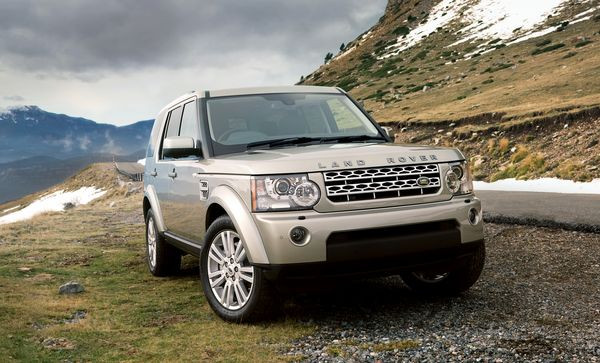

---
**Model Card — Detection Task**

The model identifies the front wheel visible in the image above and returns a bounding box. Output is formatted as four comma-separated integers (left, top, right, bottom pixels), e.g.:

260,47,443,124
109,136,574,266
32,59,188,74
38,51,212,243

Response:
401,242,486,295
200,215,275,322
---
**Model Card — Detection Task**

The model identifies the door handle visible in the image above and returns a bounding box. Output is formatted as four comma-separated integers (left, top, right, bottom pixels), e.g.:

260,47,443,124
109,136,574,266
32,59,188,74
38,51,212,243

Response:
168,169,177,178
150,169,158,177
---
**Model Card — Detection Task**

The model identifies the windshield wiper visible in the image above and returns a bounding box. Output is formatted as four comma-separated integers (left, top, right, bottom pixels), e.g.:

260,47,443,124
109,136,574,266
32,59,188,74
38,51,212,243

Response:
246,137,322,150
318,135,387,144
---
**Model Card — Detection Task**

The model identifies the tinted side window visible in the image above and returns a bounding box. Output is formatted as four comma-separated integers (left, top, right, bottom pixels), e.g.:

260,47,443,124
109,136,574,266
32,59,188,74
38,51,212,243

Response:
179,101,198,140
165,107,183,138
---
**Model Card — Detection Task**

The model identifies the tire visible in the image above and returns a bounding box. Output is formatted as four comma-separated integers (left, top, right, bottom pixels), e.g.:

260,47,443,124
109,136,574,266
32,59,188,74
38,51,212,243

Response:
401,242,485,295
145,209,181,277
200,215,275,323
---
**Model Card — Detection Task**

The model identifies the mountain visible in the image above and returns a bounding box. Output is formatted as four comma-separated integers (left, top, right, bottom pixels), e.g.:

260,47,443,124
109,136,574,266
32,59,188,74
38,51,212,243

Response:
301,0,600,182
0,105,152,203
0,105,153,163
302,0,600,123
0,152,143,204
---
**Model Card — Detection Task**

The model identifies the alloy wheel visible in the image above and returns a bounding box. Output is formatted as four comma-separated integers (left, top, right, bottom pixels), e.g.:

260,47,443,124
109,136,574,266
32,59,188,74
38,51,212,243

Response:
207,230,254,310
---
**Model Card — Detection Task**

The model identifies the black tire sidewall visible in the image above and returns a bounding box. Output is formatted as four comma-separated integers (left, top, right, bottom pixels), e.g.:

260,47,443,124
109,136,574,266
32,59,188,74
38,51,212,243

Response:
145,209,180,276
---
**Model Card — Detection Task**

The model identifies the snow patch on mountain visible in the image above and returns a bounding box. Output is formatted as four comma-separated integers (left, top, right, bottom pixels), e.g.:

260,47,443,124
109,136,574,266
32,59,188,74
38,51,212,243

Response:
449,0,566,47
380,0,589,59
381,0,463,58
0,187,106,225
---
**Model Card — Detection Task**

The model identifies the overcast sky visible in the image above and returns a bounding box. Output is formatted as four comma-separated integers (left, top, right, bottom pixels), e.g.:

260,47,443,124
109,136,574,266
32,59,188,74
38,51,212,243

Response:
0,0,386,125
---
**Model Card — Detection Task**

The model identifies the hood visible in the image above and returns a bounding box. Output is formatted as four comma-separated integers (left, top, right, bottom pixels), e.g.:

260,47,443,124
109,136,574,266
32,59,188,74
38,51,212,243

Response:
197,142,464,175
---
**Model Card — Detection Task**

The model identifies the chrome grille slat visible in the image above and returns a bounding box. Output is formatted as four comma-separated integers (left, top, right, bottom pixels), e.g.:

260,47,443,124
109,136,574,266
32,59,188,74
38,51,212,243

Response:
323,163,441,202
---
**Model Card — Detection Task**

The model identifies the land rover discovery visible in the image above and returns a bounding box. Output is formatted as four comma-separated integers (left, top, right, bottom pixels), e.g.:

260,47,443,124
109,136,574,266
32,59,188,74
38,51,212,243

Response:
142,86,485,322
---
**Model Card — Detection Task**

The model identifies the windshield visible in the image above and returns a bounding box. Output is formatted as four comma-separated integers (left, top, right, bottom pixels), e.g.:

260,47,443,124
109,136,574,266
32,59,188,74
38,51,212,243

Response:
206,93,382,155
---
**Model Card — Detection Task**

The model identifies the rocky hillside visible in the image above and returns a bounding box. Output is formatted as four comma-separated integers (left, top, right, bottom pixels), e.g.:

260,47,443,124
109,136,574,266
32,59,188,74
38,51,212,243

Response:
302,0,600,181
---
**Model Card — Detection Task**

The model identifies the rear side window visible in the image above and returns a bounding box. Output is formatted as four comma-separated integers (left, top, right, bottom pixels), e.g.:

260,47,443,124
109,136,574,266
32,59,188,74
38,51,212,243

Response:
179,101,198,140
165,106,183,138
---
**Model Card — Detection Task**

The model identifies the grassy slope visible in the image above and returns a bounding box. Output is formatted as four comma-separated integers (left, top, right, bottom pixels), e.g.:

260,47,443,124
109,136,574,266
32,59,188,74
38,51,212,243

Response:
0,164,311,362
304,0,600,123
302,0,600,181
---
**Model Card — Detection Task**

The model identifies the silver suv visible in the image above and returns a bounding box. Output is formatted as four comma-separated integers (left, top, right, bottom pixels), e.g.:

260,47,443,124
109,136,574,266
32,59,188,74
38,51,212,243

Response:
142,86,485,322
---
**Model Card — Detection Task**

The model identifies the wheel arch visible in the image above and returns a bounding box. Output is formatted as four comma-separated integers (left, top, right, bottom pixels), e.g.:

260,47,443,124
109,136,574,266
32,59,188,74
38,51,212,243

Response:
143,185,166,232
207,186,269,265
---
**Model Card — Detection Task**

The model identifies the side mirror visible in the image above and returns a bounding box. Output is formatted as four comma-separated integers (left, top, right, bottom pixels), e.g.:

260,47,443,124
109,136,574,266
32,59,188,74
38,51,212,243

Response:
163,136,202,158
381,126,394,140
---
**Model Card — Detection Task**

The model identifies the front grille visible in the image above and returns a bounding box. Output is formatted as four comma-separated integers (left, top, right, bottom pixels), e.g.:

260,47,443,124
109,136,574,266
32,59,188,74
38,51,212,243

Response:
323,163,441,202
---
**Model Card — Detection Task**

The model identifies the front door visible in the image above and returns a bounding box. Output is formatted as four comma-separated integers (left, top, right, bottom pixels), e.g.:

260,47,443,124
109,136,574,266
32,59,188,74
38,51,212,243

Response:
164,100,207,242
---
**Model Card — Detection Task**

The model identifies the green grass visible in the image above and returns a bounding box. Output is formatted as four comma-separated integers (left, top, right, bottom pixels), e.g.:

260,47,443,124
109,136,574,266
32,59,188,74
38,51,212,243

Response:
0,166,313,362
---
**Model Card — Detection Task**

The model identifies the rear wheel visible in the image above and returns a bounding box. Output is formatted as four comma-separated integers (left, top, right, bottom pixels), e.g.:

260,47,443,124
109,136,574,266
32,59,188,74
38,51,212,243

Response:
145,209,181,276
200,215,275,322
401,242,485,295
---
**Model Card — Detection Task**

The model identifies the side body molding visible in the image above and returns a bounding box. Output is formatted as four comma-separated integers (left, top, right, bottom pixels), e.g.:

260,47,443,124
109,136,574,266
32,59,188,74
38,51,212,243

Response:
208,185,270,265
144,184,166,232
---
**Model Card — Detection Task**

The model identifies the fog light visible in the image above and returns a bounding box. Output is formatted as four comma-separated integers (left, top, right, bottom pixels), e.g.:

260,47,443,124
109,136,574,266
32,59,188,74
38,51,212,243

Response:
289,226,309,245
468,208,479,225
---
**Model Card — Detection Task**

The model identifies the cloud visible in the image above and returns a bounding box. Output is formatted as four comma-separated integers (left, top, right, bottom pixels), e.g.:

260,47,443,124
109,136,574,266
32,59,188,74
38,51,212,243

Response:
3,95,24,102
0,0,385,75
0,0,386,124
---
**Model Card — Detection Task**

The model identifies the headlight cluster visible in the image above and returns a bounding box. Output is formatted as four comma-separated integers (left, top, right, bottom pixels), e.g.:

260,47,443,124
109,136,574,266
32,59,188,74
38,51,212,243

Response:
251,174,320,212
445,161,473,195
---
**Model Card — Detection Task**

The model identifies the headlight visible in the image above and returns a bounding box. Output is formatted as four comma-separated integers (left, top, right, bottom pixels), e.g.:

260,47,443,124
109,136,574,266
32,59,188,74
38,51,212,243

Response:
251,174,320,212
445,161,473,195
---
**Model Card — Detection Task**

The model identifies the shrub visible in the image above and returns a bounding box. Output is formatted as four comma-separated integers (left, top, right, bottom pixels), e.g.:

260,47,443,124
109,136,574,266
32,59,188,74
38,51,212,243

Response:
535,39,552,47
393,26,410,36
532,43,565,55
336,77,358,90
498,138,510,154
510,146,529,163
575,40,593,48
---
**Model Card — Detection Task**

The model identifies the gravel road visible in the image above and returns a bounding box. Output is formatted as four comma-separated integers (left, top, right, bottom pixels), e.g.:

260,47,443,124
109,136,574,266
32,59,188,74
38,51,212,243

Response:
281,223,600,362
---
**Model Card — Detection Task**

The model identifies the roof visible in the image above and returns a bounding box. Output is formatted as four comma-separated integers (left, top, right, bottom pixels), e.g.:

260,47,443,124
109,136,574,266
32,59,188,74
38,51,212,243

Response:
158,85,343,115
205,85,342,98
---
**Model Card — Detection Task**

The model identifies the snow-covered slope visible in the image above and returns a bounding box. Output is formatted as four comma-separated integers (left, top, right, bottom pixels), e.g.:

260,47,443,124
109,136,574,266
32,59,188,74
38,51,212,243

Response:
0,187,106,225
381,0,596,58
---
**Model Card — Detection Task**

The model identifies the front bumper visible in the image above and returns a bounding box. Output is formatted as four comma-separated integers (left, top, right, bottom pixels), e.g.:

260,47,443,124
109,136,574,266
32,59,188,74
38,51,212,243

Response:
251,195,483,265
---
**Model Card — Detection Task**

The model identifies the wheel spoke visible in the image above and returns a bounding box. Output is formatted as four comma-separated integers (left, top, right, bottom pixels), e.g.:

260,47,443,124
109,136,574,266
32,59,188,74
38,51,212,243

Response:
226,232,235,257
233,281,243,305
210,275,225,288
235,245,246,263
224,282,233,307
208,270,222,278
239,272,253,283
234,239,243,260
234,280,248,302
209,244,225,263
240,266,253,274
220,232,229,256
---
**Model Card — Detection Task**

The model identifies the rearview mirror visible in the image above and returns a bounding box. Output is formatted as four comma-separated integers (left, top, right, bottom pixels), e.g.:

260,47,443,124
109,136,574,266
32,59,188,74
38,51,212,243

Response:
381,126,394,140
163,136,202,158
